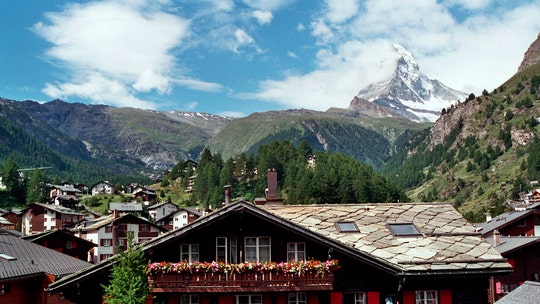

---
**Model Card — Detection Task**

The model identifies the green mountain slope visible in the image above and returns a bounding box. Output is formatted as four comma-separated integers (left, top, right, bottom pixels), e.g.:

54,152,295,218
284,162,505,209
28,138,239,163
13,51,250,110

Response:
381,62,540,221
206,109,427,168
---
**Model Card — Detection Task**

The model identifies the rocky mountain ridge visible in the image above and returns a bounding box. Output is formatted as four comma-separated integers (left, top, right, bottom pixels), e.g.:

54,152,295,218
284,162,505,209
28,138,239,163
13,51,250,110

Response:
349,44,468,122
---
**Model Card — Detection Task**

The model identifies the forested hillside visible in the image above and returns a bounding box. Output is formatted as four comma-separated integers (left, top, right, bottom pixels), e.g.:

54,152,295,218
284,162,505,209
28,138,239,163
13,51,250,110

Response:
163,140,408,209
380,63,540,221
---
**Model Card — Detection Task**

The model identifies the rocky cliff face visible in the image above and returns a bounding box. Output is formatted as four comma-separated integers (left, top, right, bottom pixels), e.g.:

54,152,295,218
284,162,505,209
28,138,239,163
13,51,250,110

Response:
349,44,467,123
518,33,540,72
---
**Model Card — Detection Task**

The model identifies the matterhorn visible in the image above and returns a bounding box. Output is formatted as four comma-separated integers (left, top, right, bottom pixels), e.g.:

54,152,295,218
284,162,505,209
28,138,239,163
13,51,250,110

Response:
348,44,467,122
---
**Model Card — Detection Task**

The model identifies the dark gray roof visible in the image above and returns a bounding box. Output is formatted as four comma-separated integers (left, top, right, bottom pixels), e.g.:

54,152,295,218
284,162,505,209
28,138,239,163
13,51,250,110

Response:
476,210,533,235
109,202,143,212
486,236,540,255
0,232,91,281
32,203,83,216
495,281,540,304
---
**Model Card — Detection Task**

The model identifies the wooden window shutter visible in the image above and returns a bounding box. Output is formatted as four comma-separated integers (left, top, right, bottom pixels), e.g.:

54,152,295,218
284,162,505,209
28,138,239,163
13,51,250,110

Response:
330,292,343,304
440,290,452,304
402,291,415,304
367,291,380,304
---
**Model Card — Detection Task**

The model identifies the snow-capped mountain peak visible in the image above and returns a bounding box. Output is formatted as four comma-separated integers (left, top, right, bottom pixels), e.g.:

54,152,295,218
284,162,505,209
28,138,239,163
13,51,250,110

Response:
349,44,467,122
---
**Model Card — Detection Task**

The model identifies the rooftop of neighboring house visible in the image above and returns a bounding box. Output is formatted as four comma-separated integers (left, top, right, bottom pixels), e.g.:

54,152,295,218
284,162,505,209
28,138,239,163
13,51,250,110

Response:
475,209,537,235
147,201,177,210
109,202,143,212
22,229,97,248
51,185,82,193
485,235,540,255
0,231,91,280
495,281,540,304
74,212,162,232
27,202,84,216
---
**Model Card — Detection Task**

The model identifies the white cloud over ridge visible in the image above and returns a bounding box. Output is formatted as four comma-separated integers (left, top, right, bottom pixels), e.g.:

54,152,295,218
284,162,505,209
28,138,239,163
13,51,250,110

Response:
251,0,540,110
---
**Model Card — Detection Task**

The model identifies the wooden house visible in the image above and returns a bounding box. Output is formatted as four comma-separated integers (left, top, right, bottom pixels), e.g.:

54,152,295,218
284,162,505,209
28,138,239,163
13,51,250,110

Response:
73,212,165,263
48,201,511,304
21,203,85,236
49,184,82,208
22,228,96,262
0,231,91,304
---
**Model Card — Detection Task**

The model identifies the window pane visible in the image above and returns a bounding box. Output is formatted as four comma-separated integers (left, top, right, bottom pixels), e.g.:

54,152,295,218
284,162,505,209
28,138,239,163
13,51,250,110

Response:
259,237,270,245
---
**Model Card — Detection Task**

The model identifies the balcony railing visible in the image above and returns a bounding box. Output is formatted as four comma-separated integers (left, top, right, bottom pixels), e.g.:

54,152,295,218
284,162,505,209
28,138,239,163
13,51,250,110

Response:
149,271,334,292
147,260,338,293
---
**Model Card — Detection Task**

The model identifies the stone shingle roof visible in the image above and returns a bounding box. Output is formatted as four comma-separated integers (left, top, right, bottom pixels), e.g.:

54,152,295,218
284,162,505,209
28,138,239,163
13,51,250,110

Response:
0,232,91,281
495,281,540,304
259,203,510,274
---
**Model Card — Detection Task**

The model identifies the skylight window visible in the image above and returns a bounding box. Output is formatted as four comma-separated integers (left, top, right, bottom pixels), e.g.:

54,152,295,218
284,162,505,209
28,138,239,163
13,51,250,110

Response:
336,222,359,232
0,253,16,261
388,223,421,236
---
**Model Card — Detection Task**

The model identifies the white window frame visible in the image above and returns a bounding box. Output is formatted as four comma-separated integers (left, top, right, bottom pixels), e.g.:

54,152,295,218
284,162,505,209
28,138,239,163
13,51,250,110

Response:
287,292,307,304
287,242,306,261
181,244,199,262
234,294,262,304
354,292,366,304
216,237,237,263
244,237,270,262
415,290,438,304
102,239,112,247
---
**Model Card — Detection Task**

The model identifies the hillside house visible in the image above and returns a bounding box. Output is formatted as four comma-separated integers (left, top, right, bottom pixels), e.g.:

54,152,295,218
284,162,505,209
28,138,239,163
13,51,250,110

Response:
108,201,143,216
148,201,178,222
0,231,91,304
48,201,511,304
132,185,157,203
50,184,82,209
21,203,85,236
73,212,164,263
90,181,115,196
22,228,96,262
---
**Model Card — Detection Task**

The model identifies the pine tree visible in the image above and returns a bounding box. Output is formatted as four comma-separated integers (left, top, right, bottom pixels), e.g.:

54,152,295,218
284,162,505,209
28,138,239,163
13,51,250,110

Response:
102,231,149,304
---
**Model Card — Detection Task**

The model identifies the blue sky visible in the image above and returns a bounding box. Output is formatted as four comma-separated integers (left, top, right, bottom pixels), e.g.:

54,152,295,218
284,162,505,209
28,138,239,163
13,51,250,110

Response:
1,0,539,117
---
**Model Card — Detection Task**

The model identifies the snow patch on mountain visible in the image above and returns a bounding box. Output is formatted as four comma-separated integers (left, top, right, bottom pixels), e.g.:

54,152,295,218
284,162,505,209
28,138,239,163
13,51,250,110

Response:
350,44,467,122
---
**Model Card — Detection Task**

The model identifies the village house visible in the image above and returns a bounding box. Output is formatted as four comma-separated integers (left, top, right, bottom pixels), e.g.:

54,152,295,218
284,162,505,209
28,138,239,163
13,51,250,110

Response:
90,180,115,196
147,201,178,222
49,184,82,209
21,203,85,236
73,211,165,263
48,200,511,304
108,201,143,217
0,230,91,304
131,185,158,203
22,228,96,262
0,208,22,230
476,204,540,301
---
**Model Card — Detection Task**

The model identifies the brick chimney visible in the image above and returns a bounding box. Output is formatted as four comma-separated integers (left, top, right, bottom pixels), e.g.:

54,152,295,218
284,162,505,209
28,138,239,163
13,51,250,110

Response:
224,185,231,205
493,229,500,246
266,168,278,199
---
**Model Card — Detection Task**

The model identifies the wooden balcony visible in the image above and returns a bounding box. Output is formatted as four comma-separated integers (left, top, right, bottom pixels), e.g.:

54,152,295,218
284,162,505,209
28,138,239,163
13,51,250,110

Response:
149,271,334,293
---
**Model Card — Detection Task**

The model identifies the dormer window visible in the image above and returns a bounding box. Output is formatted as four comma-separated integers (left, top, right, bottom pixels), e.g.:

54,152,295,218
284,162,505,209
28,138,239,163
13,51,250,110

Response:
388,223,421,236
336,222,359,232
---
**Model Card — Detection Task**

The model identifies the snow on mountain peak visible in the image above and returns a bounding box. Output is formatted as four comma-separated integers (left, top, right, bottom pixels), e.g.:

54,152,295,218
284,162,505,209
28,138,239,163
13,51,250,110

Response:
351,44,467,123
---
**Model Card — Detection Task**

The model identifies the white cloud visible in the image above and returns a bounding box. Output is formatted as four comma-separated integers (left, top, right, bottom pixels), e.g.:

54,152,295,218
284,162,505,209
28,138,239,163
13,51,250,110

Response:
287,51,298,58
244,40,398,111
247,0,540,112
42,73,158,109
32,0,215,108
444,0,491,10
252,10,273,25
241,0,292,11
218,111,246,118
324,0,359,23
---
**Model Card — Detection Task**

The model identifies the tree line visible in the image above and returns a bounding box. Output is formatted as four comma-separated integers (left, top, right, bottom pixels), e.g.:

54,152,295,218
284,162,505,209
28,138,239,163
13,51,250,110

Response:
164,140,409,209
